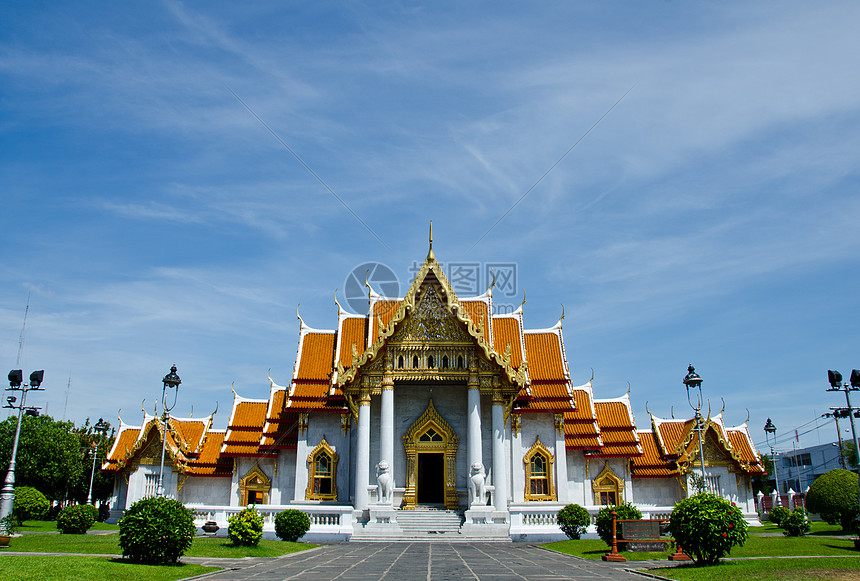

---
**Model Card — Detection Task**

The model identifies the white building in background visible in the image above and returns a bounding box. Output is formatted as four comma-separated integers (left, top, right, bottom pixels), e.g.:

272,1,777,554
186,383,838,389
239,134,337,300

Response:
102,242,766,541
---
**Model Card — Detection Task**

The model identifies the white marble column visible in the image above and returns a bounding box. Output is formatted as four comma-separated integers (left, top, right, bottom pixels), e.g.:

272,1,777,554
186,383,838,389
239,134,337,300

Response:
354,391,372,511
554,413,569,503
467,386,483,470
380,383,394,499
491,395,508,511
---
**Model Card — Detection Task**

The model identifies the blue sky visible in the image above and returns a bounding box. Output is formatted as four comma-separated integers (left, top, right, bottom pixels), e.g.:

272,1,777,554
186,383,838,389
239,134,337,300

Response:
2,2,859,454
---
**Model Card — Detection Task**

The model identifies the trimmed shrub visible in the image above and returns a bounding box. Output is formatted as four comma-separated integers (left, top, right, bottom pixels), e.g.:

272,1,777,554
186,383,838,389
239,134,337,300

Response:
669,492,748,566
228,507,264,546
767,505,789,527
780,507,811,537
557,504,591,540
596,502,642,546
118,496,195,564
275,509,311,542
806,469,859,533
12,486,49,524
57,504,96,534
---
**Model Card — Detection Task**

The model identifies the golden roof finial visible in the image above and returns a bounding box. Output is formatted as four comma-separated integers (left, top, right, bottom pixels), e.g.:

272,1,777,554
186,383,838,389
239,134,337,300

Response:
296,304,305,329
427,221,435,262
334,289,343,313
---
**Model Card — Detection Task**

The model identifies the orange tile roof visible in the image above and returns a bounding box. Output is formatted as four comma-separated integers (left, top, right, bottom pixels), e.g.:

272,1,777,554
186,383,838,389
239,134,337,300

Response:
524,332,567,381
655,418,695,457
492,317,523,368
585,443,643,458
595,401,635,430
372,300,401,341
228,401,268,430
632,431,678,478
102,427,141,471
296,332,336,382
169,419,206,453
460,299,490,343
567,388,597,422
598,430,641,445
565,433,603,450
727,429,760,466
338,317,367,368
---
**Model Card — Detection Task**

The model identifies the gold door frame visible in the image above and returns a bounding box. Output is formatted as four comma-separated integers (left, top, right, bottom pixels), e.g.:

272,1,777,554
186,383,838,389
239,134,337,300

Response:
403,399,459,510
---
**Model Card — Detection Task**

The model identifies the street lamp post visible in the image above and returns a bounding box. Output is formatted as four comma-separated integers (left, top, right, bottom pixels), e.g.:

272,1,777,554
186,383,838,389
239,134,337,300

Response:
683,364,707,491
763,418,781,507
0,370,45,533
87,418,110,505
156,365,181,497
826,370,860,529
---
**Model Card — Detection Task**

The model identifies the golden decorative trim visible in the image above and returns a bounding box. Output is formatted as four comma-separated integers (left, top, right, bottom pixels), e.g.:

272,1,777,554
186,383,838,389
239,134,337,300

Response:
402,399,459,510
553,414,565,437
298,413,309,437
306,437,339,501
592,464,624,505
511,414,521,437
341,413,351,435
523,436,556,501
239,463,271,506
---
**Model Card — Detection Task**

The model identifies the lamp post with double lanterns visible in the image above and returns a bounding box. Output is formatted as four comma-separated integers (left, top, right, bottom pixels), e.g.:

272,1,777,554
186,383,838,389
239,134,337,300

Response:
157,365,181,497
87,418,110,505
763,418,781,507
683,364,707,489
0,370,45,532
827,370,860,526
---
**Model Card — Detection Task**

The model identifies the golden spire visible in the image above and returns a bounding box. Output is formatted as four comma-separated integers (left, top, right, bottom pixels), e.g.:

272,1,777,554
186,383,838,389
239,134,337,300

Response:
427,221,435,262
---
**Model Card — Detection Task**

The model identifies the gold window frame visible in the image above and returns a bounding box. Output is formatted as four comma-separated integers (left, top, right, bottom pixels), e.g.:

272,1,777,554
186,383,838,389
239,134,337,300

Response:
239,463,271,506
592,464,624,505
523,436,556,501
306,437,339,501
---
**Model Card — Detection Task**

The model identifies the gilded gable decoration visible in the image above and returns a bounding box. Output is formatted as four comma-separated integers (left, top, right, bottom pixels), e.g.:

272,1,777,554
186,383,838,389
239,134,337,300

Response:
592,464,624,505
239,463,271,506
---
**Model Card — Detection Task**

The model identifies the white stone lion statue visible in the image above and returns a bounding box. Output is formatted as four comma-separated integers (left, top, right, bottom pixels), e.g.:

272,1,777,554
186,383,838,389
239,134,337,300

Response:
376,460,393,504
468,462,485,506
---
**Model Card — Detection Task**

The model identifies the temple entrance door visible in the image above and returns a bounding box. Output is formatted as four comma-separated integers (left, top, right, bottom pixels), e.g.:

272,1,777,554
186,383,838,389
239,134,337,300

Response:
417,453,445,505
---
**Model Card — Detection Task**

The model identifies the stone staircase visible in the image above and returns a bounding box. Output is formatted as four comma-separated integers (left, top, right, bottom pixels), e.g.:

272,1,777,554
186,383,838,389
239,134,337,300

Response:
351,507,511,542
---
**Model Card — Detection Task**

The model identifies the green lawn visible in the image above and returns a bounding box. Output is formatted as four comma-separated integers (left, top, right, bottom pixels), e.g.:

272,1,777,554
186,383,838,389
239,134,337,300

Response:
0,555,217,581
651,557,860,581
544,534,859,561
17,520,119,533
5,529,316,558
749,521,848,536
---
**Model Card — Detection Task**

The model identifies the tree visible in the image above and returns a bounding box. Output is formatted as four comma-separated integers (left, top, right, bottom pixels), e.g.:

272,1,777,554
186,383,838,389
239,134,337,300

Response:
669,492,748,566
842,441,858,470
0,414,83,501
66,418,116,504
806,469,859,533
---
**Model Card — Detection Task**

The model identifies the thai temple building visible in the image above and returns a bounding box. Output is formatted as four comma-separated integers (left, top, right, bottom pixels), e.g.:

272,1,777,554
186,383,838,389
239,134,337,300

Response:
102,239,766,541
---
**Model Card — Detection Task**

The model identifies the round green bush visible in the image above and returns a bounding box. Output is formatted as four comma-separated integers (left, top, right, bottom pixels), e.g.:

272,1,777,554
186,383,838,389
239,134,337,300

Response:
669,492,748,566
13,486,49,524
596,502,642,546
806,469,859,533
275,509,310,542
556,504,591,540
767,505,789,527
118,496,195,564
228,507,263,546
780,507,811,537
56,504,96,534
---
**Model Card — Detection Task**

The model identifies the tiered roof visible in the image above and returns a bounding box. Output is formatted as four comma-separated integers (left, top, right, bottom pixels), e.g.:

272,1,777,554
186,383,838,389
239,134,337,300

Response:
102,243,764,482
102,411,231,477
631,412,767,478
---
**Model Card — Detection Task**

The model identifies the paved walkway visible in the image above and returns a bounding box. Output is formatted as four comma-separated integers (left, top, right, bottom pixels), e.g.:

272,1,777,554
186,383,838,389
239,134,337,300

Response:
191,543,653,581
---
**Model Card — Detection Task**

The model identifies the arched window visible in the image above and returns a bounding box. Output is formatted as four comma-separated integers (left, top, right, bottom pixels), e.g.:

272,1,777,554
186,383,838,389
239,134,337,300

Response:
306,438,339,501
398,355,404,369
413,355,420,369
428,355,435,368
592,465,624,506
457,355,464,369
523,437,556,501
239,464,271,506
442,355,449,369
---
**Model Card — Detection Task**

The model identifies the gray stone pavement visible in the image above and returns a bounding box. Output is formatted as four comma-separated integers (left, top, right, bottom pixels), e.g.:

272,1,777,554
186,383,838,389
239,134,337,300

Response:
191,543,658,581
